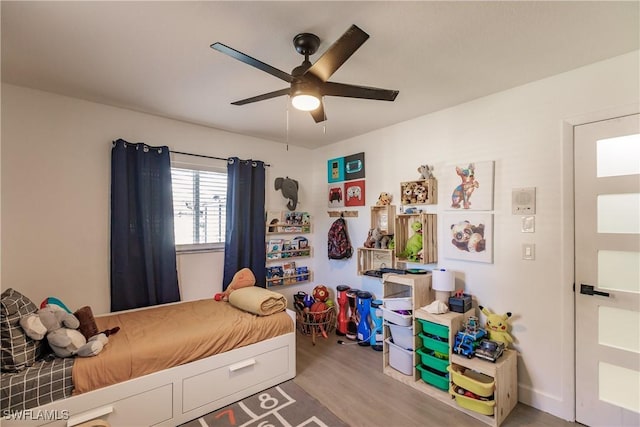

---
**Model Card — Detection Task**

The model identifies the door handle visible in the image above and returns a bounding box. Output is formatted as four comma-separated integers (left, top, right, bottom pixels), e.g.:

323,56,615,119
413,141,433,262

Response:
580,284,610,297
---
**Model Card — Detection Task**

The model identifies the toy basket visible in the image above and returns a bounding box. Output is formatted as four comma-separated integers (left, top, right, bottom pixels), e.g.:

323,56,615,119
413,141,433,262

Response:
296,305,336,345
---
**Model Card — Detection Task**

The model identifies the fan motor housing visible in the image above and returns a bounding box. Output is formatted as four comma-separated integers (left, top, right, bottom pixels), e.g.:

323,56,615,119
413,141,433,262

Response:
293,33,320,56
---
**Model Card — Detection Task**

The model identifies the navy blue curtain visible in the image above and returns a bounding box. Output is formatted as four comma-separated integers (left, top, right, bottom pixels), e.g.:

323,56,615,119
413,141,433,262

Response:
110,139,180,312
223,157,266,289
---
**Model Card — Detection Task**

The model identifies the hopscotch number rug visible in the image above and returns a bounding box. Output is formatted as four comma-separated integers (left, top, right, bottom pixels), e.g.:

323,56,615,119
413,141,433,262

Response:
180,380,348,427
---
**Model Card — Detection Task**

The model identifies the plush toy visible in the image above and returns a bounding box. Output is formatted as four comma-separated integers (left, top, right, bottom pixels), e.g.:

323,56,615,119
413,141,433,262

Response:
417,164,434,180
363,228,377,248
414,184,427,203
274,177,299,211
480,306,514,348
214,268,256,302
376,192,392,206
451,220,486,252
401,221,423,261
20,305,108,358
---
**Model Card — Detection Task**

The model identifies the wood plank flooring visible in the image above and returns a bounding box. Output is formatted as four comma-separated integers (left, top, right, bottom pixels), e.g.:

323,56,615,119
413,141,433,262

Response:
293,330,577,427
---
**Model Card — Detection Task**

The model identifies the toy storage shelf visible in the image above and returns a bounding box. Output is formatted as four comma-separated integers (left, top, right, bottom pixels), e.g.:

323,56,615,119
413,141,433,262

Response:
356,248,395,276
394,213,437,264
382,273,433,382
449,350,518,427
384,306,518,427
400,178,437,205
370,204,396,235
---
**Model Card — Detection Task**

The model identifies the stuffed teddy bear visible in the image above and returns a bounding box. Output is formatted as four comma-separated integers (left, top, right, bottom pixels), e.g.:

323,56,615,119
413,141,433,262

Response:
480,306,514,348
376,192,392,206
20,305,108,358
214,268,256,302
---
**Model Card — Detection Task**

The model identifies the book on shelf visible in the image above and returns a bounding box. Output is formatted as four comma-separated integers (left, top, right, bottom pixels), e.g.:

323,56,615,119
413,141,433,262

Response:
266,266,284,287
267,238,284,259
282,261,297,285
266,211,283,233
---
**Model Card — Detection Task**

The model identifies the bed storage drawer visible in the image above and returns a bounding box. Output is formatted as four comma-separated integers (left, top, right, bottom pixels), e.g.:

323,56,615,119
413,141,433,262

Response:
66,384,173,427
182,345,290,412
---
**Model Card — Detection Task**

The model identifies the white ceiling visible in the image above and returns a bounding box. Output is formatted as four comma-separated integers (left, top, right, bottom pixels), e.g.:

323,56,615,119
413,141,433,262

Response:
2,1,638,149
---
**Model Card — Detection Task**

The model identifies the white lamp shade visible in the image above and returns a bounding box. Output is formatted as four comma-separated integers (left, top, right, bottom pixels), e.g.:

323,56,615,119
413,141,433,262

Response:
432,269,455,292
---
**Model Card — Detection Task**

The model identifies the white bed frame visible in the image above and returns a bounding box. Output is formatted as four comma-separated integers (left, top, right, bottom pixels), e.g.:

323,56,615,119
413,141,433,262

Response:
4,309,296,427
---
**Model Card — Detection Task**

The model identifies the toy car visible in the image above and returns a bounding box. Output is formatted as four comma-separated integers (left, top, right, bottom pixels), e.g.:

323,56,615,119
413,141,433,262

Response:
474,339,505,363
453,328,486,358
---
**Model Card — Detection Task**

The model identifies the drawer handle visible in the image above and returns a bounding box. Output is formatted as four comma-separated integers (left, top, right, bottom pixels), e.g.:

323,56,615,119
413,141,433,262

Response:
67,405,113,427
229,358,256,372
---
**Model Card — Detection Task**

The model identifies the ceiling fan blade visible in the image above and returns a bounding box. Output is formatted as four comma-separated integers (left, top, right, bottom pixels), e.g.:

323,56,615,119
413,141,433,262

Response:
305,25,369,82
310,100,326,123
322,82,399,101
211,42,293,83
231,88,290,106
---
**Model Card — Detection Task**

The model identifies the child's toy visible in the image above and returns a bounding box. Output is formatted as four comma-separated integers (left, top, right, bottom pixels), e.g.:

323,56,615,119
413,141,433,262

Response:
418,164,434,180
364,227,391,249
312,285,329,302
20,304,108,358
453,319,486,358
479,306,514,348
214,268,256,301
474,339,505,363
401,221,423,261
274,176,299,211
376,192,392,206
414,184,427,203
451,163,479,209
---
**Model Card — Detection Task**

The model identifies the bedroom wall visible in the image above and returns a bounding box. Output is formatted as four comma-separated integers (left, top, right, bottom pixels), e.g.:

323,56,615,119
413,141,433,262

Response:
0,83,312,314
309,50,639,420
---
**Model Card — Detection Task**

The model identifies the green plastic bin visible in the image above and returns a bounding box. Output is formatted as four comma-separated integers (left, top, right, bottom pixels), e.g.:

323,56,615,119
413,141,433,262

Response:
418,332,449,355
416,347,449,373
417,364,449,391
417,318,449,339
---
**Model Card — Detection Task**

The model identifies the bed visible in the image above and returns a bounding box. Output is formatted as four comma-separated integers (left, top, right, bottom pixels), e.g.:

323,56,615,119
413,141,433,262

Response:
1,289,296,427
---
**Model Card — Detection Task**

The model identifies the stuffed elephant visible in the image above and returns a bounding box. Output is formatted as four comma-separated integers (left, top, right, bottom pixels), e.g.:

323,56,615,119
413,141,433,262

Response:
20,305,108,358
274,177,299,211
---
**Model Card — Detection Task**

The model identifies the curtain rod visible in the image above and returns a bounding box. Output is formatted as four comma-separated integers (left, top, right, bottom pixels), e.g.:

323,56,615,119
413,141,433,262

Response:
172,150,271,167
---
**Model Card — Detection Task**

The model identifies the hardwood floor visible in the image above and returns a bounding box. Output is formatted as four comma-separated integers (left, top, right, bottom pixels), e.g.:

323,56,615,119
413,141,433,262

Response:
293,330,576,427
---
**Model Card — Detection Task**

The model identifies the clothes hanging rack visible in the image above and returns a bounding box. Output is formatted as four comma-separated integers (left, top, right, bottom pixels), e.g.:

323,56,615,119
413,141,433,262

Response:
172,150,271,167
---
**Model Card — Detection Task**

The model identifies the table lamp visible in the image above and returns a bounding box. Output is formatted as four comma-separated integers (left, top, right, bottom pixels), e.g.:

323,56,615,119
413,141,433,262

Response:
432,269,455,304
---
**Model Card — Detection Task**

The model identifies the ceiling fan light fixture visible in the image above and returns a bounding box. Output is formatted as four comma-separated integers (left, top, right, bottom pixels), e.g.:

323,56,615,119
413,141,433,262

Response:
291,93,320,111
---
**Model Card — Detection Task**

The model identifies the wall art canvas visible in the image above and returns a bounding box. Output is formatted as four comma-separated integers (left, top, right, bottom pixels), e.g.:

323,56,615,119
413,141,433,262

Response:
344,180,365,207
327,157,345,183
443,213,493,263
344,152,365,181
327,183,344,208
445,160,494,210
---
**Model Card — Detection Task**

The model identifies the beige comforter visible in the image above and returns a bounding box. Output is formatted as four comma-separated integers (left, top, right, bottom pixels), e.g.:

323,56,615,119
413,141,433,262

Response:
228,287,287,316
72,299,293,394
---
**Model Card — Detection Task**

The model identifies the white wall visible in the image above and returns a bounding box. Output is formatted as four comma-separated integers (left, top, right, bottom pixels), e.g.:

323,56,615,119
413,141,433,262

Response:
0,83,313,314
309,50,639,420
2,50,638,421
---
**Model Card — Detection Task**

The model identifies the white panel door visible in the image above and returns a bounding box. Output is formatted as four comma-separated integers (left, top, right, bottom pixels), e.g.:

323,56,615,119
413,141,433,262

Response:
575,113,640,427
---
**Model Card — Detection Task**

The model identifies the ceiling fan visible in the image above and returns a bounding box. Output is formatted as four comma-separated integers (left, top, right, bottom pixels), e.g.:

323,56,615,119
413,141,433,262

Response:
210,25,399,123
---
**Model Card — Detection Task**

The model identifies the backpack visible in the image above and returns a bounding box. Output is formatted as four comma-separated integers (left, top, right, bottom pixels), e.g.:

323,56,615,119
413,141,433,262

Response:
327,217,353,260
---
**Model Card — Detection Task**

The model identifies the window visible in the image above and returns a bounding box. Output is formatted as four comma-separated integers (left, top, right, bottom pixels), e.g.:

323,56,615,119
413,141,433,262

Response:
171,166,227,251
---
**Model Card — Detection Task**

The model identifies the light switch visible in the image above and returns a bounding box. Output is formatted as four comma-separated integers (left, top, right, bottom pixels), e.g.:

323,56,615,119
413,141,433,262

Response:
522,243,535,260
